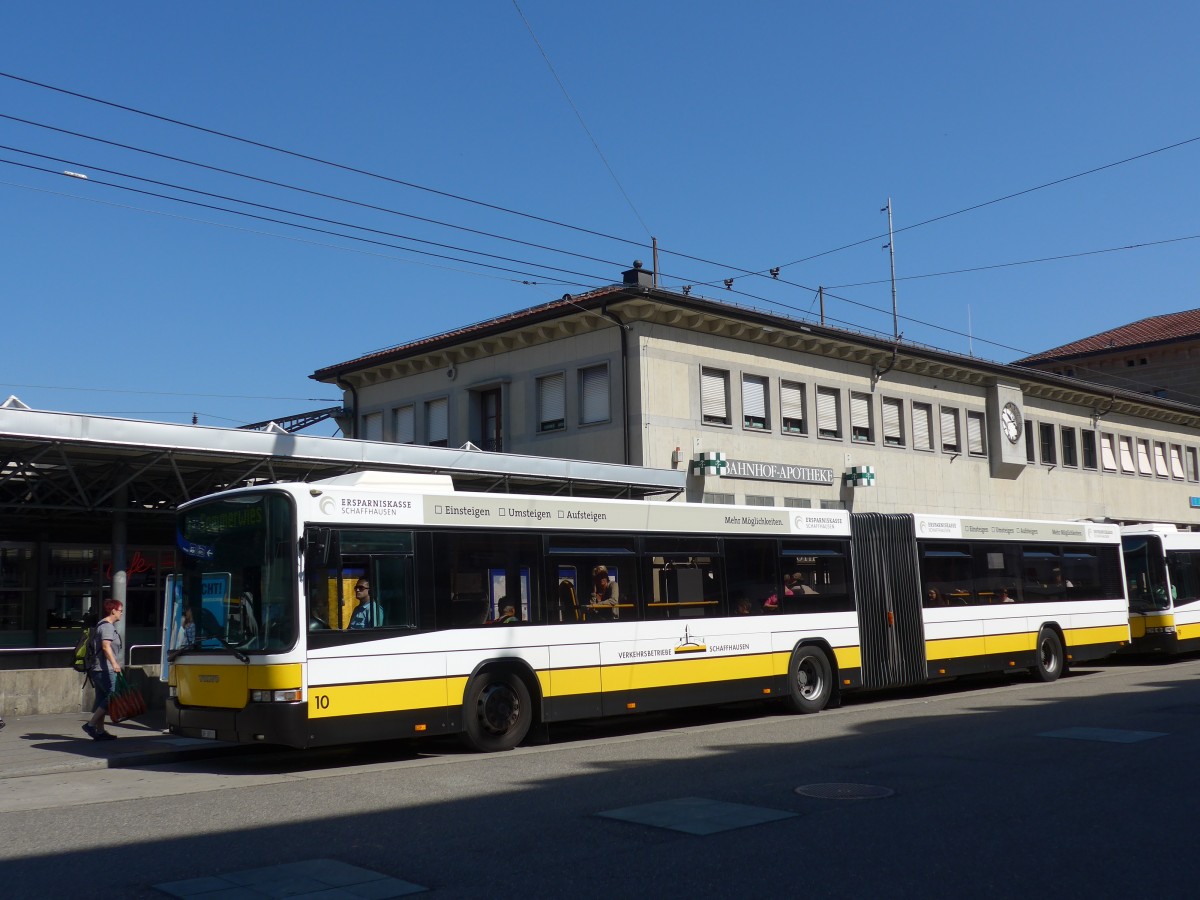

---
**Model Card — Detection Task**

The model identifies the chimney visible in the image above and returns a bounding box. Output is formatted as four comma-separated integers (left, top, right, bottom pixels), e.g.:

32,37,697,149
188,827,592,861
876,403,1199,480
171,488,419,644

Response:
622,259,654,288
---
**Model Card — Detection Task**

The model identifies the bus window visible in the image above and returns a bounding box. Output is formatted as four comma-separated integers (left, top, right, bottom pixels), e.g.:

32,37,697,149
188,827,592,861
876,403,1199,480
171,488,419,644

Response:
723,538,778,615
1166,550,1200,603
920,544,975,606
971,544,1022,604
546,535,636,623
431,532,541,628
779,543,853,613
643,539,722,620
1122,536,1170,612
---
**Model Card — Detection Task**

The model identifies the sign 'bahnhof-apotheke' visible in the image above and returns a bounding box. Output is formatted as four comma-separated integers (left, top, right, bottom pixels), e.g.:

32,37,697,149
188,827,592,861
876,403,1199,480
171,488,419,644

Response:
722,459,836,486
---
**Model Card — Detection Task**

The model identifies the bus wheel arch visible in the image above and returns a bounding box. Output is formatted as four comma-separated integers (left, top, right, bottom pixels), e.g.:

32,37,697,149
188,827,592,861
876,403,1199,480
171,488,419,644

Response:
785,641,836,714
1031,624,1067,683
461,661,539,752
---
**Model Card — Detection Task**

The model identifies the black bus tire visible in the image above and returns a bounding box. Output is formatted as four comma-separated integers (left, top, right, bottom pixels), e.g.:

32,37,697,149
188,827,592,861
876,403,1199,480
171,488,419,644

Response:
1031,628,1065,683
462,670,533,752
786,645,833,714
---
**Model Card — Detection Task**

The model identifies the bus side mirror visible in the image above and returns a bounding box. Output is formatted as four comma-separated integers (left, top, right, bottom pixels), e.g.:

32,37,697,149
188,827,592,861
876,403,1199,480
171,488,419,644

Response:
304,527,332,565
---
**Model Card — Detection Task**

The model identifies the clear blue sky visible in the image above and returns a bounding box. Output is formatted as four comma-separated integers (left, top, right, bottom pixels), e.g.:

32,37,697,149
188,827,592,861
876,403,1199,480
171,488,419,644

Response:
3,2,1198,432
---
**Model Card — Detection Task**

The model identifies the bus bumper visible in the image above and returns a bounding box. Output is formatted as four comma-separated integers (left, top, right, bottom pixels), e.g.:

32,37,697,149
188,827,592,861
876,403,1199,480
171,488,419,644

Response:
166,699,310,748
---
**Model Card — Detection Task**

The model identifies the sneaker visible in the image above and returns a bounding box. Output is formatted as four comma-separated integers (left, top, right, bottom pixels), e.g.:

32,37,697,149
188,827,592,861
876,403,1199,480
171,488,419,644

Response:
95,731,118,741
82,723,99,740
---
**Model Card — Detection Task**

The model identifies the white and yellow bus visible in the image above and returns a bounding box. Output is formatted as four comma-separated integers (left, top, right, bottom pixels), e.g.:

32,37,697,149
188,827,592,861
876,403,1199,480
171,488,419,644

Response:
1121,523,1200,654
163,471,1129,751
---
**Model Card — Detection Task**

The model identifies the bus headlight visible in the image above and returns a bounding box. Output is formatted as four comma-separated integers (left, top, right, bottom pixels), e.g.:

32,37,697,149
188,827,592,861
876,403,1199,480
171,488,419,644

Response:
251,689,303,702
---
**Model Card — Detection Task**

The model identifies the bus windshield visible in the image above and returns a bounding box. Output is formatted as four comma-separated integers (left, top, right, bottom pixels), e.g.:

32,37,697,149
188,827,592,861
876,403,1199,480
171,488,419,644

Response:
1122,535,1171,612
173,492,297,654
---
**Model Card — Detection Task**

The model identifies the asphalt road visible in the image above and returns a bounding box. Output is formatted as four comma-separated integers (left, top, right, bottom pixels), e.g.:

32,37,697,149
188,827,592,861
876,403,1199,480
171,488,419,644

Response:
5,657,1200,899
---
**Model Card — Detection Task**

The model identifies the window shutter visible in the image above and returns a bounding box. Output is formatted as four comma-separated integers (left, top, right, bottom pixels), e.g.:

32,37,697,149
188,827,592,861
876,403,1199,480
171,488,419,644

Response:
1137,440,1153,475
580,366,609,424
742,375,767,419
967,412,985,455
1170,445,1185,479
882,398,902,443
912,404,932,451
393,406,414,444
816,387,838,435
850,394,869,430
1101,434,1117,470
362,412,383,441
940,408,959,450
701,369,728,422
1154,443,1169,477
781,382,805,423
426,398,448,444
1119,437,1135,473
538,373,565,427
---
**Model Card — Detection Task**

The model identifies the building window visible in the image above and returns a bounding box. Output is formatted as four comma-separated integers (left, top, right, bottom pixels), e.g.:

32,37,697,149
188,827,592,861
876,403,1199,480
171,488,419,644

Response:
882,397,904,447
940,407,961,454
912,402,933,451
1118,436,1136,474
1100,433,1117,472
425,397,448,447
1136,438,1153,476
1081,429,1097,470
1025,423,1035,464
393,405,415,444
1061,427,1078,468
703,492,735,504
820,500,846,510
780,381,807,435
1188,447,1199,482
966,411,986,457
701,368,730,426
742,374,770,431
537,373,566,432
479,388,502,452
816,386,841,439
1153,441,1170,478
850,392,873,443
745,494,775,506
1039,422,1057,465
579,364,610,425
361,411,383,442
1170,444,1186,480
784,498,812,509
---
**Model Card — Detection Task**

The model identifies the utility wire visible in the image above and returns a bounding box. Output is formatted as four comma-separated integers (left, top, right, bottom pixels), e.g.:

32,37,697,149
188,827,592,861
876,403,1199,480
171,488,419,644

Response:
0,70,649,250
0,157,609,287
0,178,557,286
824,233,1200,288
511,0,652,238
0,113,637,273
1,144,620,284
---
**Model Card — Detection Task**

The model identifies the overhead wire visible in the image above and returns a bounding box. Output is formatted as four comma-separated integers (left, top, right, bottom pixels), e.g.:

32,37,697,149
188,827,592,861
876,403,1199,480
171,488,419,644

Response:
511,0,653,238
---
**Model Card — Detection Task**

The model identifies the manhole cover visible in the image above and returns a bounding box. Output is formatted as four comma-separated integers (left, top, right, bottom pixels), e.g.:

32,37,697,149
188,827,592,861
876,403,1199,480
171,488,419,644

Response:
795,782,894,800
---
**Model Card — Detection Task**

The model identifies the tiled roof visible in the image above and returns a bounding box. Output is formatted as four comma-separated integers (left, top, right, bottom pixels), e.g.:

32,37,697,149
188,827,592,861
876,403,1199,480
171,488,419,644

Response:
1015,308,1200,364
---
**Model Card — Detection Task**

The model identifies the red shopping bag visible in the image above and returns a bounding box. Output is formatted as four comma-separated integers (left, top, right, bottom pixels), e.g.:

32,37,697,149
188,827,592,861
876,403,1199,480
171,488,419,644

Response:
108,673,144,724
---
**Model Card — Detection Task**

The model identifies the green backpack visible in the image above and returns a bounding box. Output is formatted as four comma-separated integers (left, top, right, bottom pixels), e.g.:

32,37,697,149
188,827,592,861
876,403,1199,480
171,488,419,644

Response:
71,626,95,673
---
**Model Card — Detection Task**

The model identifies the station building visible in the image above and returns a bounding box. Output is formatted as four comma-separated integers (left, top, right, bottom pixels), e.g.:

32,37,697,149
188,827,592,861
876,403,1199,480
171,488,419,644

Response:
313,265,1200,529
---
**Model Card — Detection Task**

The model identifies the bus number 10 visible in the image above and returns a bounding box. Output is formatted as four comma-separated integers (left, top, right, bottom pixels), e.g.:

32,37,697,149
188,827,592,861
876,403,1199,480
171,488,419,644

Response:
313,694,330,710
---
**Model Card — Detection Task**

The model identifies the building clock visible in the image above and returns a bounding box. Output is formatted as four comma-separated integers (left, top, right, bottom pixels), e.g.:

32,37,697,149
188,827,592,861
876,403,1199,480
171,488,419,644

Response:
1000,401,1023,444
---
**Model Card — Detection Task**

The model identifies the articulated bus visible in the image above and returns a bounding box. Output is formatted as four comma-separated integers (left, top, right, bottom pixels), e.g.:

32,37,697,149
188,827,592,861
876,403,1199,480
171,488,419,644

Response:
162,471,1129,751
1120,524,1200,653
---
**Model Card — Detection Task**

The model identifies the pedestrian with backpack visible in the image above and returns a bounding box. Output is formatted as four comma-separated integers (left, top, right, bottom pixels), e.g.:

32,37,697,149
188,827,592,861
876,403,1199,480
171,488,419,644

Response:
82,599,123,741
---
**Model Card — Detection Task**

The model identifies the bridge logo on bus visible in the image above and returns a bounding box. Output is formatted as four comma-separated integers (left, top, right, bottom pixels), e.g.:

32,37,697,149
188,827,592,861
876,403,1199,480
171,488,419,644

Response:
319,496,337,516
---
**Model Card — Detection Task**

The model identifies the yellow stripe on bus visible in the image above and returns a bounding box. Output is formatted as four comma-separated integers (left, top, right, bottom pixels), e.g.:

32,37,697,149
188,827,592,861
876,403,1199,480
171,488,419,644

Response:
927,624,1128,661
1130,614,1174,639
1175,622,1200,641
309,676,468,719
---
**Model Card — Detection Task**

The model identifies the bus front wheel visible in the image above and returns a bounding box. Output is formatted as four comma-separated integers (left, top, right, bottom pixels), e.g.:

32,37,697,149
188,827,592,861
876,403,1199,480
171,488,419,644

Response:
463,670,533,752
1031,628,1065,683
786,645,832,714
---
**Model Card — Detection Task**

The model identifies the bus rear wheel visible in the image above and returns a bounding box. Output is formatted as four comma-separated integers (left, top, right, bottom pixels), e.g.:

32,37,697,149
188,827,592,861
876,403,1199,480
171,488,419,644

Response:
463,670,533,752
1031,628,1065,683
786,645,832,714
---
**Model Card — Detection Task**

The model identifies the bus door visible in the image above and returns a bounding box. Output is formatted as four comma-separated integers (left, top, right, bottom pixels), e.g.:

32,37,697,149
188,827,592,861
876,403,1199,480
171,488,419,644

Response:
850,513,926,688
